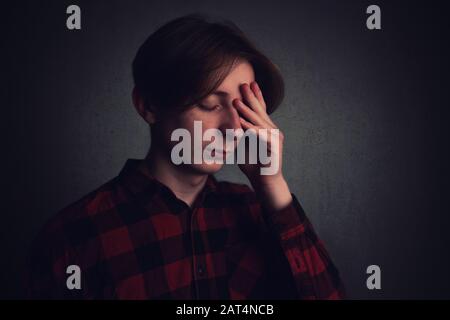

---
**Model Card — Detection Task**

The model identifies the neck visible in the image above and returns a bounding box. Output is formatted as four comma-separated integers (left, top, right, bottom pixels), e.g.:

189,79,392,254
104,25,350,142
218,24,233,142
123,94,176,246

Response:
138,146,208,207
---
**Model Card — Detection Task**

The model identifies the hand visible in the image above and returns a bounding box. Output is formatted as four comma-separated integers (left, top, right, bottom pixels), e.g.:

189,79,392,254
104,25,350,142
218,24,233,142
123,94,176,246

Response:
233,81,284,183
233,81,292,211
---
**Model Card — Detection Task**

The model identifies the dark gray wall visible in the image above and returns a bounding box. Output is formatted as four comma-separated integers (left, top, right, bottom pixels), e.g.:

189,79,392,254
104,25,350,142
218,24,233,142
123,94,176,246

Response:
3,0,449,299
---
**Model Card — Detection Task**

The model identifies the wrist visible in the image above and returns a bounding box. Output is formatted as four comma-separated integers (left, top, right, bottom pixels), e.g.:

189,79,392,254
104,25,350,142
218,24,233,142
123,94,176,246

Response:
248,171,285,188
251,174,293,211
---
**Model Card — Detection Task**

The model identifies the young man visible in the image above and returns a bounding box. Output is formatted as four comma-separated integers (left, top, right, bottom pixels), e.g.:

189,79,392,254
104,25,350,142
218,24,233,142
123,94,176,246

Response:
27,14,345,299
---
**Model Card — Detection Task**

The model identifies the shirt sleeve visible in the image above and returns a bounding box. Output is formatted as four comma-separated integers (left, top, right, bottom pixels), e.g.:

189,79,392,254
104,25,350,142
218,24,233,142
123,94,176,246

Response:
255,193,346,300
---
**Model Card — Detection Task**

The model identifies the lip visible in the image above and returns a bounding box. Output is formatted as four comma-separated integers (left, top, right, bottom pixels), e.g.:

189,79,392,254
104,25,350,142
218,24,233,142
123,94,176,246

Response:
208,148,234,156
215,148,233,153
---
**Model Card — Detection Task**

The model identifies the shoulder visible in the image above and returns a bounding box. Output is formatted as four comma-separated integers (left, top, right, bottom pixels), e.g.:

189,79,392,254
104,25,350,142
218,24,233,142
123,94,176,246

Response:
34,176,127,252
27,176,131,298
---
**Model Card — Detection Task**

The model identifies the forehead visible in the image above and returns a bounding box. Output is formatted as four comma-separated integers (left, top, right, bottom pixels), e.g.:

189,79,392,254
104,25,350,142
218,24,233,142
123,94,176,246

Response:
216,60,255,92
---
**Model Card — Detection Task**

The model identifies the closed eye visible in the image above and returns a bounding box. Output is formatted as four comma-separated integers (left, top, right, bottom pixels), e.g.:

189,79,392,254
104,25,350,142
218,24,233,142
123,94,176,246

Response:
198,103,222,112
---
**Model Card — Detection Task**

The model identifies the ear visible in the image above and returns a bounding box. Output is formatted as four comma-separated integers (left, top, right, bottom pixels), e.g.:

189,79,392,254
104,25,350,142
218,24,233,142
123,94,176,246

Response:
132,86,156,125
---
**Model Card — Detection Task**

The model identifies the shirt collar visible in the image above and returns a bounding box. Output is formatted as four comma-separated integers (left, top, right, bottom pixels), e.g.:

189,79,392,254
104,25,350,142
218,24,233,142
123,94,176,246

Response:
117,159,218,211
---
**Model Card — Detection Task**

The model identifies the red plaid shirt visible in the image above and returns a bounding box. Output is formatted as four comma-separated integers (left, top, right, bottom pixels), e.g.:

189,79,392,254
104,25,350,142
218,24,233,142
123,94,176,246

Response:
27,159,345,299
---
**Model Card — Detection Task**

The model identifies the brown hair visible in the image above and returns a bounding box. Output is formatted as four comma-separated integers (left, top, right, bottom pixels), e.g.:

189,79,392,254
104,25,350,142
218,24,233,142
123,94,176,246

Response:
132,14,284,116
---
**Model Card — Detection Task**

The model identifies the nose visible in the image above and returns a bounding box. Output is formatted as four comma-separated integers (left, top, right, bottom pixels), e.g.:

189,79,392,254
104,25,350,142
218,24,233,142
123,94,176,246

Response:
219,102,241,133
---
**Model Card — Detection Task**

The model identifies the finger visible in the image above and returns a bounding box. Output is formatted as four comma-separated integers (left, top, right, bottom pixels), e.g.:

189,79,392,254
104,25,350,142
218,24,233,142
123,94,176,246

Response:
250,82,267,111
240,83,267,117
233,99,273,128
248,82,276,127
239,117,275,147
239,116,258,131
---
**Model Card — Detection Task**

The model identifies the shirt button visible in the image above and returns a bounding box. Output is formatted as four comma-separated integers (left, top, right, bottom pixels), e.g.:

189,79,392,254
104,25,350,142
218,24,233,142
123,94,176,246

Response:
197,265,205,276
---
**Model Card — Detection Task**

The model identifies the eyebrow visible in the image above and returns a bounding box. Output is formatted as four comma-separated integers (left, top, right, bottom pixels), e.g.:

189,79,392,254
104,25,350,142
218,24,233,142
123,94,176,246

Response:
210,90,229,97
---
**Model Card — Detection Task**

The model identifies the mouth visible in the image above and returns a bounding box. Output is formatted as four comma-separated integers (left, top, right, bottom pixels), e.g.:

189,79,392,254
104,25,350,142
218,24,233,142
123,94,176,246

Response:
205,146,235,158
210,148,231,156
204,139,237,159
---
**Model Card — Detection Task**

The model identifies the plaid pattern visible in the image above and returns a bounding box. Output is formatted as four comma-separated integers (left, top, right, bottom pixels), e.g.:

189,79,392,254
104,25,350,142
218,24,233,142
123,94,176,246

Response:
27,159,345,299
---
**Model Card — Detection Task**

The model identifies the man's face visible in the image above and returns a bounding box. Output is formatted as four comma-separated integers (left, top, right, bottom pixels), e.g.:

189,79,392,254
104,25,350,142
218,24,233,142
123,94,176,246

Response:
157,60,255,174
